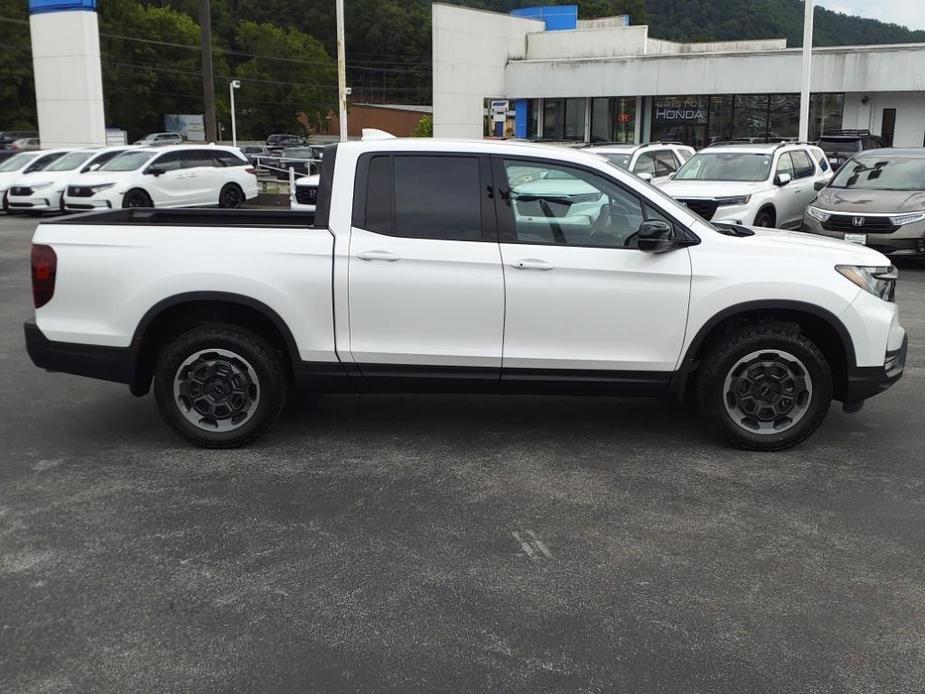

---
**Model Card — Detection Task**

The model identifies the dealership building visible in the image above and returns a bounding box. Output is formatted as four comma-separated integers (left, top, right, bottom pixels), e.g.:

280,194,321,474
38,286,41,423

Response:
433,3,925,148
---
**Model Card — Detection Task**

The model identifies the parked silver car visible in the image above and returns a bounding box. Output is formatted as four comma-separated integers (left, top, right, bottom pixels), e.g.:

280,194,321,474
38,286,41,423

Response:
802,148,925,257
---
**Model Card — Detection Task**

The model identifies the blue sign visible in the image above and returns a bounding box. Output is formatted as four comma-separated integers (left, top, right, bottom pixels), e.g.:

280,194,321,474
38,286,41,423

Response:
29,0,97,14
511,5,578,31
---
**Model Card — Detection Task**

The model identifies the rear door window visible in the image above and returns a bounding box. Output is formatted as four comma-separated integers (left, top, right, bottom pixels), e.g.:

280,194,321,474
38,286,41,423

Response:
182,150,217,169
790,150,815,179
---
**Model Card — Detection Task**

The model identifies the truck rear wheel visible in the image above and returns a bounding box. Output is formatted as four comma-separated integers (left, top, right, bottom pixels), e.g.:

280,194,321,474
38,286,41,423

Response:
696,322,832,451
153,324,288,448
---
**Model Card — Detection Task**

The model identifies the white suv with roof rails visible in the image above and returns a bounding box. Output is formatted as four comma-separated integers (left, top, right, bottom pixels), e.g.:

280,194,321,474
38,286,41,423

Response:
63,144,259,211
7,147,131,214
660,142,833,228
585,142,695,186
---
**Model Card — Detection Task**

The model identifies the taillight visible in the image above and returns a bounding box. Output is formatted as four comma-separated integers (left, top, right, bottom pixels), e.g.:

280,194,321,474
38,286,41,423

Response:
31,244,57,308
245,166,256,175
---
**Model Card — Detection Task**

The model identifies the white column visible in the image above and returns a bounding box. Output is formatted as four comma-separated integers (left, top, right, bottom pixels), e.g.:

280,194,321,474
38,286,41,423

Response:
798,0,815,142
30,8,106,148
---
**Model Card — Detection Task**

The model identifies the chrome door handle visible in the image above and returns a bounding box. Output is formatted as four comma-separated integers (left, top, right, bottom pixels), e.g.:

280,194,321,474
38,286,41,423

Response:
512,259,554,271
356,250,401,262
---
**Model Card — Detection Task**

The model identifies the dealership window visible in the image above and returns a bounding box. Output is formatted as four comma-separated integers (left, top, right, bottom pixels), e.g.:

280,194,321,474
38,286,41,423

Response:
733,95,770,140
809,93,844,139
651,96,708,149
590,97,636,143
767,95,800,141
542,98,586,141
526,99,539,138
708,96,734,144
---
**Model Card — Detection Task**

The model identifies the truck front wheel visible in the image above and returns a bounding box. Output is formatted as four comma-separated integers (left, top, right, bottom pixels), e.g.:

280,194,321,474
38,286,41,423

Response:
153,324,288,448
696,322,833,451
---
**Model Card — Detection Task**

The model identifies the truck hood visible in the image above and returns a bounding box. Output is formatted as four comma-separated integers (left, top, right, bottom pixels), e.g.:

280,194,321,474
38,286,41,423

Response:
814,186,925,213
741,227,891,266
661,180,769,199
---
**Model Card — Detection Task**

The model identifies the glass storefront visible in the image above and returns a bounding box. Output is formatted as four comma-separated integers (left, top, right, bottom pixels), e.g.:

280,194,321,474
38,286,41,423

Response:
652,93,844,147
542,98,587,140
590,97,636,143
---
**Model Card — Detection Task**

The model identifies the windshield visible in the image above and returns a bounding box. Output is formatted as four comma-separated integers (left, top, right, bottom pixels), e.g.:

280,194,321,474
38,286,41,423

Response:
100,150,156,172
829,156,925,191
674,152,773,182
0,152,39,172
44,150,95,172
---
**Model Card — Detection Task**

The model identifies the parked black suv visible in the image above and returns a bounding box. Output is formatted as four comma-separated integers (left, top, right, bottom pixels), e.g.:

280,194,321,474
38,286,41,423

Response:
816,130,884,170
265,133,308,154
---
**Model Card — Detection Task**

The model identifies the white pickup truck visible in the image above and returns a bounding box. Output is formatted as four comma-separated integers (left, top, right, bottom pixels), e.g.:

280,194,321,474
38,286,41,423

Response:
25,137,907,450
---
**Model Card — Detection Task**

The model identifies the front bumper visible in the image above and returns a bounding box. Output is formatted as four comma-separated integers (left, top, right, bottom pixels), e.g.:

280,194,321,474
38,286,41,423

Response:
63,195,117,212
24,320,132,385
801,216,925,256
843,334,907,404
8,189,63,211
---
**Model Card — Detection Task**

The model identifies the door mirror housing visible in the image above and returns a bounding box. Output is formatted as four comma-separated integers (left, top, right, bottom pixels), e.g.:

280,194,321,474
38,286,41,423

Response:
145,166,165,177
813,179,826,191
637,172,654,183
636,220,678,253
775,172,792,186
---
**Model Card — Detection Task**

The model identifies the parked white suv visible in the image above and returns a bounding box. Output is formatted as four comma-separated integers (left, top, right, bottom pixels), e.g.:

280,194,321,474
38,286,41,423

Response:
586,142,695,186
6,147,130,214
135,132,183,146
63,145,259,211
661,142,833,228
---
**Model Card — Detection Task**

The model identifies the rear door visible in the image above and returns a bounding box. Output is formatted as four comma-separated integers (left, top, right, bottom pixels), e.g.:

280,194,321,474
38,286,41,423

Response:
494,156,692,385
181,149,220,206
785,149,818,228
346,152,504,386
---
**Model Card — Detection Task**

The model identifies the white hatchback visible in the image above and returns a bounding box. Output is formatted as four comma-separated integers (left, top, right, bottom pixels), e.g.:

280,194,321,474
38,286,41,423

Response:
7,147,131,214
63,145,259,211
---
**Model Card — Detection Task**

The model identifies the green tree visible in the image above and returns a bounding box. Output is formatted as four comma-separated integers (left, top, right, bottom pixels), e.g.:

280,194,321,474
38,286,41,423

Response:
232,21,336,138
411,114,433,137
0,1,37,128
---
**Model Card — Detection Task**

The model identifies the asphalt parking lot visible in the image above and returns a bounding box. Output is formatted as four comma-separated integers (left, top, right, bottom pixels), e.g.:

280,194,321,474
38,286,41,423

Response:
1,213,923,693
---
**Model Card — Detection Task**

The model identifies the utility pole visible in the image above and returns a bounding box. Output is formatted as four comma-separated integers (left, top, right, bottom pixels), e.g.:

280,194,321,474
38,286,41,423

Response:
230,80,240,147
199,0,217,142
335,0,348,141
798,0,814,142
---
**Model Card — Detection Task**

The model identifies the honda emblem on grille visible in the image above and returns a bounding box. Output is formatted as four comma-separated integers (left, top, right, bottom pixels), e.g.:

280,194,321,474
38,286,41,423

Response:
852,217,865,227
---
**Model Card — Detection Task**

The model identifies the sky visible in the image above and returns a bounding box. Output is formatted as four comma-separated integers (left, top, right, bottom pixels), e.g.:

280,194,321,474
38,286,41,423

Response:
815,0,925,31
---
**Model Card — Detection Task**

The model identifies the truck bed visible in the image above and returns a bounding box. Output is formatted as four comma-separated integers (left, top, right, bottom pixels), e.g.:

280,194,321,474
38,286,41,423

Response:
53,208,318,229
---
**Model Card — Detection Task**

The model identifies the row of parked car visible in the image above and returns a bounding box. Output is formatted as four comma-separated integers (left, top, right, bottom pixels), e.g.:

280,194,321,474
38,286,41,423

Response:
577,133,924,258
0,144,259,214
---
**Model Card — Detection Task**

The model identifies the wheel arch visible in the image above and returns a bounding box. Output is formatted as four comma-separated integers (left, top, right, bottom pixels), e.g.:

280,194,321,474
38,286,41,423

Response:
671,300,856,403
128,291,301,396
753,202,777,226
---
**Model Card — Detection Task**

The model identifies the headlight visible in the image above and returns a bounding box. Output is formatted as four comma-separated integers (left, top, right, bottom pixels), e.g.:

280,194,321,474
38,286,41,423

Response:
88,183,116,193
807,205,831,222
889,210,925,226
836,265,898,302
714,195,751,206
30,181,53,190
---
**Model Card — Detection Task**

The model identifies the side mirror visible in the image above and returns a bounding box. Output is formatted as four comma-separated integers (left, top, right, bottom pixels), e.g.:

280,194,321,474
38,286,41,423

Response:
636,220,677,253
145,166,164,176
637,172,653,183
813,180,826,191
775,172,792,186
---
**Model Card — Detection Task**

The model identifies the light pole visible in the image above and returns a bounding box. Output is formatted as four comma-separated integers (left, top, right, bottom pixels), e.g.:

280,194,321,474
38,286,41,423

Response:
798,0,814,142
335,0,348,141
229,79,240,147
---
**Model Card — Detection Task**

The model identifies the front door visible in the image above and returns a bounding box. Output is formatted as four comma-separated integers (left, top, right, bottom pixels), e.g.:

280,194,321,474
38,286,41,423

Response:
145,151,187,206
347,153,504,386
493,157,692,389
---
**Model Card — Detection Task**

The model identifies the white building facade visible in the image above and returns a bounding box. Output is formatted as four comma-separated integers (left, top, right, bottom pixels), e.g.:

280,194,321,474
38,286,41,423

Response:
433,3,925,148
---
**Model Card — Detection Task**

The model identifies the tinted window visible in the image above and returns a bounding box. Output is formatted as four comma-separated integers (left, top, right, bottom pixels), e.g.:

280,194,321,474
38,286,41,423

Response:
654,150,679,175
84,150,123,170
810,148,830,172
182,150,216,168
151,152,183,172
214,151,246,167
364,155,393,235
503,159,644,248
790,150,815,179
392,156,482,241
